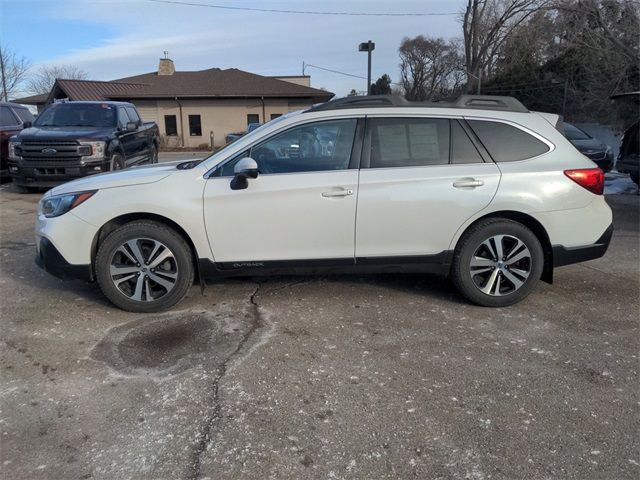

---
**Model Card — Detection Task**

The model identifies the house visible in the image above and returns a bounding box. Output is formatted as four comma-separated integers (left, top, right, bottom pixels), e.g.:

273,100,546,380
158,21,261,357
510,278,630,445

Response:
13,58,333,149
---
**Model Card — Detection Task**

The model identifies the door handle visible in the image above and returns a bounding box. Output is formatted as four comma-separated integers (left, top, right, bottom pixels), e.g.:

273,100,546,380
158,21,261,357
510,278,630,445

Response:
322,189,354,198
453,178,484,188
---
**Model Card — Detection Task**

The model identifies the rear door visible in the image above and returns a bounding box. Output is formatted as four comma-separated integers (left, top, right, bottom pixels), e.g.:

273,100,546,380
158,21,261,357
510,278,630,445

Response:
355,116,501,259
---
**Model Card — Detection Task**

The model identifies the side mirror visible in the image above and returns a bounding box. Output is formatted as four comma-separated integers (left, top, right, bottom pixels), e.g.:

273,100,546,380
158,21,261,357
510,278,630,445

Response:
230,157,259,190
22,121,32,129
126,121,137,132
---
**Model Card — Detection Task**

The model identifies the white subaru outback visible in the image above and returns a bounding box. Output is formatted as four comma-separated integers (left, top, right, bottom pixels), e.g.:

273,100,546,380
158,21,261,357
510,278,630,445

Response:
35,95,612,312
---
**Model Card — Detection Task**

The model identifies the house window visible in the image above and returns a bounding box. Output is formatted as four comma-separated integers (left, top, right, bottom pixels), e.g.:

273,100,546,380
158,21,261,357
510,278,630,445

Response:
270,113,282,120
188,115,202,136
164,115,178,136
247,114,260,126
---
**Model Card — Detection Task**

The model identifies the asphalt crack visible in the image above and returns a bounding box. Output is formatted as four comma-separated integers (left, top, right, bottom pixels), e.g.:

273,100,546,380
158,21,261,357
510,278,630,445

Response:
188,281,264,480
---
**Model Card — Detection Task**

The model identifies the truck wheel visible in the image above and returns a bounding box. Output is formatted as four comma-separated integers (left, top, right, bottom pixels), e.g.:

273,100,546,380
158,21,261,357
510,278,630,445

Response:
149,144,158,164
95,220,194,312
451,218,544,307
110,153,125,171
631,173,639,186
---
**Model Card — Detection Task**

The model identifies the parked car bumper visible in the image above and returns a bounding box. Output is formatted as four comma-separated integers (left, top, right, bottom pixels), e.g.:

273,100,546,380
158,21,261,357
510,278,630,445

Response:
9,160,110,187
35,237,93,281
553,223,613,267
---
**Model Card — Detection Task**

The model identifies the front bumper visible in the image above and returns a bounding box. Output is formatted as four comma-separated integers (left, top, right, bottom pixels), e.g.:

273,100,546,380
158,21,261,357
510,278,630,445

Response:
553,223,613,267
9,160,110,187
35,237,93,281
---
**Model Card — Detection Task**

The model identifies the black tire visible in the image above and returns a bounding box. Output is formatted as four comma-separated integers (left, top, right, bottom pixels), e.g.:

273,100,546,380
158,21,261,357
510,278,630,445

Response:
631,173,639,186
451,218,544,307
110,153,125,171
95,221,194,312
149,144,158,164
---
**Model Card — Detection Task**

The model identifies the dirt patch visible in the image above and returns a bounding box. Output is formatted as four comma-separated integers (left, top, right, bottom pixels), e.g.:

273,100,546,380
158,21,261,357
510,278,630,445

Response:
91,310,245,376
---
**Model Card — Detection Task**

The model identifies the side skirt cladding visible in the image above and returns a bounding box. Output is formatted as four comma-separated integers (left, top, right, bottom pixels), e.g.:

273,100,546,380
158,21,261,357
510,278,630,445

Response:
198,252,452,279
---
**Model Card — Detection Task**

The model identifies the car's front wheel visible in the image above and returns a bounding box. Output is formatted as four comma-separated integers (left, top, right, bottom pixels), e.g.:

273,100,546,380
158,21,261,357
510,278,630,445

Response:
451,219,544,307
95,221,194,312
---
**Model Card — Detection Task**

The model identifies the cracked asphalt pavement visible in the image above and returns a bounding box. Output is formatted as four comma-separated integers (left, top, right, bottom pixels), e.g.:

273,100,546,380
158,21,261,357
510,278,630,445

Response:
0,182,638,480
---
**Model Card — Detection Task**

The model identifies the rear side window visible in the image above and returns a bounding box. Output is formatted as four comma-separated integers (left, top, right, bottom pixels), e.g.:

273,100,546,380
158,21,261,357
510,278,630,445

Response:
451,120,483,164
467,120,549,162
369,117,449,168
125,107,140,124
0,106,19,127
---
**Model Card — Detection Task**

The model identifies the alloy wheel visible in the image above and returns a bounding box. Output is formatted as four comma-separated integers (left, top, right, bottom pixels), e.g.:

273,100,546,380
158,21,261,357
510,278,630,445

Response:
469,234,532,296
109,238,178,302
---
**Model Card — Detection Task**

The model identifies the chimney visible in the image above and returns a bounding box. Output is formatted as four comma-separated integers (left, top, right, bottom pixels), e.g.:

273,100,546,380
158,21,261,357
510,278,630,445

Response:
158,52,175,76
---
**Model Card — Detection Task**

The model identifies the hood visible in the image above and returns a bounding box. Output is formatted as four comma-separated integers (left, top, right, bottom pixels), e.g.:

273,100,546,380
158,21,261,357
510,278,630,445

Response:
570,138,607,152
18,126,113,141
47,162,186,196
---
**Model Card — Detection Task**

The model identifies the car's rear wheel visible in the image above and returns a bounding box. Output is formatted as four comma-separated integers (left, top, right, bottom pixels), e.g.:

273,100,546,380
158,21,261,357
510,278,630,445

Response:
451,219,544,307
95,221,194,312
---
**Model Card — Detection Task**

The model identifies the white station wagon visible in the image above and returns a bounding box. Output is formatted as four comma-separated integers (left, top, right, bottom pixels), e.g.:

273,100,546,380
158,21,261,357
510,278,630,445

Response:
35,95,612,312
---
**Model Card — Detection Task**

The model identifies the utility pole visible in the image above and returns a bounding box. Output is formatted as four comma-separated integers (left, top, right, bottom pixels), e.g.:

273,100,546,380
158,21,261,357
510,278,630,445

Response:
358,40,375,95
0,46,8,102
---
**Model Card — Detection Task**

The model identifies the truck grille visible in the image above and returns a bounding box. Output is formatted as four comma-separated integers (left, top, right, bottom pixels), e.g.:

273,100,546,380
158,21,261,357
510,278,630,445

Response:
20,140,81,163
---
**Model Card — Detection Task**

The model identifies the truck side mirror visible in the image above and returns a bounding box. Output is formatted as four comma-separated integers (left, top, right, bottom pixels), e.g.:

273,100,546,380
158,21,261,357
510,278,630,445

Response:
22,121,32,128
126,121,137,132
230,157,259,190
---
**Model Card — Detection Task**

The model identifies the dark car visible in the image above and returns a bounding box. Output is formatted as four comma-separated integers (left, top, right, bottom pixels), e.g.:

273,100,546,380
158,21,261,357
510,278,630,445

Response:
8,101,159,191
0,102,35,181
563,122,613,171
616,121,639,186
225,122,264,144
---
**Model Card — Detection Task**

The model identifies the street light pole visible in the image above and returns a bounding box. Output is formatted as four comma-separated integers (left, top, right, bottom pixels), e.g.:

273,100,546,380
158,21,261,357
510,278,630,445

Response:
358,40,375,95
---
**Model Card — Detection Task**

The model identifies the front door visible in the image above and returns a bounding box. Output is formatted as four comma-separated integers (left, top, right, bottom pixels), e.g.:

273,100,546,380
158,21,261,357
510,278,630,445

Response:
355,116,501,259
203,118,362,264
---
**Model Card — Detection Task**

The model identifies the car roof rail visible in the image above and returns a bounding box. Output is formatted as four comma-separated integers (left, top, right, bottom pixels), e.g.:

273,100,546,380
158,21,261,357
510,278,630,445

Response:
307,94,529,113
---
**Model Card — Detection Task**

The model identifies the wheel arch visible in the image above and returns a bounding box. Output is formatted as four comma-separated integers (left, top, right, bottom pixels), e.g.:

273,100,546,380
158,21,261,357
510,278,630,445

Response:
452,210,554,284
91,212,201,283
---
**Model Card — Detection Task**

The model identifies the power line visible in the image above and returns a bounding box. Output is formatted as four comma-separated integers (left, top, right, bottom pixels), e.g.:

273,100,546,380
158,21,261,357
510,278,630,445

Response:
304,64,403,87
146,0,458,16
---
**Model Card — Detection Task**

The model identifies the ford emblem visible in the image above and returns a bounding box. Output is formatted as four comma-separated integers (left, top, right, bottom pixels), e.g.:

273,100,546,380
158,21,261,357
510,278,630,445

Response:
41,148,58,155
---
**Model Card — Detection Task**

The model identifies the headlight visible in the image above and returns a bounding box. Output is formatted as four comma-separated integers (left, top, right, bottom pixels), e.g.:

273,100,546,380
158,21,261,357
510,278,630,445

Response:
8,141,21,160
78,141,106,160
38,191,97,218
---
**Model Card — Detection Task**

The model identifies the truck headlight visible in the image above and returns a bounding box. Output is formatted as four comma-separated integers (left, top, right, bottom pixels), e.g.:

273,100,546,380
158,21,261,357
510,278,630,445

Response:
38,191,97,218
78,141,106,160
8,141,21,160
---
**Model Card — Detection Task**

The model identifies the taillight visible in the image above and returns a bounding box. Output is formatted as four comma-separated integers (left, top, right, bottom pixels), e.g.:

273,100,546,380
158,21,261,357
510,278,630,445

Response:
564,168,605,195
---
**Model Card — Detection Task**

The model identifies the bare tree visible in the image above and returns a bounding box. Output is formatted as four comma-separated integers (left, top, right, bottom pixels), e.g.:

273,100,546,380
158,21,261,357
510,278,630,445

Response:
0,45,31,101
399,36,464,101
26,64,89,95
461,0,549,93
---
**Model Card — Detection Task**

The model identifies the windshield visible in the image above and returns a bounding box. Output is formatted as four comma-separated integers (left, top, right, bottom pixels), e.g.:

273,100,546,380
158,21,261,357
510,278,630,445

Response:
563,123,591,141
34,103,117,127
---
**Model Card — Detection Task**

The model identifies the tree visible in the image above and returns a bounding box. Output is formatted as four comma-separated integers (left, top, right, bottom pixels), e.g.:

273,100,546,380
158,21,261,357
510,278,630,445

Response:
27,64,89,95
461,0,549,93
370,74,392,95
0,45,31,101
399,36,464,101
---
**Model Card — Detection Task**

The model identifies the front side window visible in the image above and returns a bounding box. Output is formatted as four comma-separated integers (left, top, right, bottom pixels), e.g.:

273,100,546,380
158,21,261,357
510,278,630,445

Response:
369,117,449,168
165,115,177,136
468,120,550,162
219,119,357,176
117,107,130,128
0,106,19,127
13,107,34,123
189,115,202,136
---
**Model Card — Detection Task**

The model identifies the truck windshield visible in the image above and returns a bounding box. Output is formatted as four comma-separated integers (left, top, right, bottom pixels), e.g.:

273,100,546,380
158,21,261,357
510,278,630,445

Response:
34,103,117,128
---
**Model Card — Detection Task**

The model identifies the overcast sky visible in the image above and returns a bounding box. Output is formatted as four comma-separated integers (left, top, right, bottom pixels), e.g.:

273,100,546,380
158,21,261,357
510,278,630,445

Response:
1,0,466,96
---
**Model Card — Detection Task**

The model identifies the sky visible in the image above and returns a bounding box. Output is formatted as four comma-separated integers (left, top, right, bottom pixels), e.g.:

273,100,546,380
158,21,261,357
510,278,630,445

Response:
0,0,466,97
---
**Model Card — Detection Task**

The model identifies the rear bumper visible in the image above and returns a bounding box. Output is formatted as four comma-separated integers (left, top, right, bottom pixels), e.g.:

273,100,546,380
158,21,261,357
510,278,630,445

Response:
35,237,93,281
553,223,613,267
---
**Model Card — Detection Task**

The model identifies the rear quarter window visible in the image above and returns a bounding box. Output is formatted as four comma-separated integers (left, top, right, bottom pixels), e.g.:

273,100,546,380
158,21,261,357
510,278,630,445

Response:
467,120,550,162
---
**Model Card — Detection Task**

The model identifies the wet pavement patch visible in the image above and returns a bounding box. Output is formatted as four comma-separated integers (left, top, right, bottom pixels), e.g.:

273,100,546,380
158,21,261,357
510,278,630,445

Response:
91,310,247,376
